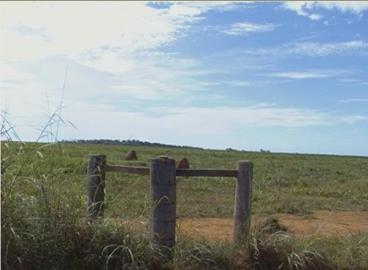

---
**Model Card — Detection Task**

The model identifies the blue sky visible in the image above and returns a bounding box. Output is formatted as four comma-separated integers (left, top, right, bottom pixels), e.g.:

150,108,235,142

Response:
1,1,368,156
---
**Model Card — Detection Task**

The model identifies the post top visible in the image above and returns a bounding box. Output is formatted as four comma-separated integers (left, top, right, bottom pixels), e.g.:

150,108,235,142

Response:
150,156,175,164
237,160,253,166
88,154,106,159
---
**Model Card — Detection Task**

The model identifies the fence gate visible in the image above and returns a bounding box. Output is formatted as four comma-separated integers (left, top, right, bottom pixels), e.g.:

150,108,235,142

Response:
86,155,252,251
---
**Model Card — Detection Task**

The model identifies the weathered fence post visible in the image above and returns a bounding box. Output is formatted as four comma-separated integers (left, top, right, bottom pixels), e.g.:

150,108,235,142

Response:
149,156,176,254
233,160,253,244
86,155,106,221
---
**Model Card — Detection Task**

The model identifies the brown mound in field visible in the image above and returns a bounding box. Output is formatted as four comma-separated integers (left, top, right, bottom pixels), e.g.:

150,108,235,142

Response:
177,158,190,169
125,150,137,160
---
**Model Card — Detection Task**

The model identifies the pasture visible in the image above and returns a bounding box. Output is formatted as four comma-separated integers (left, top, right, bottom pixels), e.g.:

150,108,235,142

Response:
1,141,368,269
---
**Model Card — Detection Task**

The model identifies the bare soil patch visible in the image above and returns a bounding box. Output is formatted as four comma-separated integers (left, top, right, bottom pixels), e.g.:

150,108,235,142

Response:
176,211,368,242
108,211,368,242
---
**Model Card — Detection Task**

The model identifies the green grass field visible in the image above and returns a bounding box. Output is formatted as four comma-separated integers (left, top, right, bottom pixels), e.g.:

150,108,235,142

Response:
1,141,368,269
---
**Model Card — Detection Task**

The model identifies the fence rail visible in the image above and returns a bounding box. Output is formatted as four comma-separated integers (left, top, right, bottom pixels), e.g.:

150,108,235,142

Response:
86,155,252,256
176,169,238,177
105,164,238,177
105,164,149,175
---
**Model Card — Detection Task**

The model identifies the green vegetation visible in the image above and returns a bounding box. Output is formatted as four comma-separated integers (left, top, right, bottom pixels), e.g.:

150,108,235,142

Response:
1,141,368,269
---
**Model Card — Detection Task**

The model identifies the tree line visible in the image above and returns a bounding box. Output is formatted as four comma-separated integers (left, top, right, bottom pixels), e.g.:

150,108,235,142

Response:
61,139,203,149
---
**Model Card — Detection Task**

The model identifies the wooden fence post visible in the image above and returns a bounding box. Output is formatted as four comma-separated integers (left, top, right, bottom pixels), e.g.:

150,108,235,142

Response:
233,160,253,244
86,155,106,221
149,156,176,253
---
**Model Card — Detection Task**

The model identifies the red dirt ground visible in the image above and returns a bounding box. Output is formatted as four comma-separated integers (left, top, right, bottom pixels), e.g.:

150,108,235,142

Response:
113,210,368,242
176,211,368,241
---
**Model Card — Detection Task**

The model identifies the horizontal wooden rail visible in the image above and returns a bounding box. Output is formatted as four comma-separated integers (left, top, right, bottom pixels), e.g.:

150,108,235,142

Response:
176,169,238,177
106,164,237,177
105,165,150,175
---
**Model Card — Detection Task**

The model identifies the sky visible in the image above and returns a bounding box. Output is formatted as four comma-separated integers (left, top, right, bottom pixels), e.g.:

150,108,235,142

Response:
1,1,368,156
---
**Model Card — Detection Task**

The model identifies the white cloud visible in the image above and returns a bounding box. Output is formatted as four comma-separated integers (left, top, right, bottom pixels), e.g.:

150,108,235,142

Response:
0,62,42,111
59,103,367,143
223,22,277,35
0,1,245,109
0,1,254,64
198,80,251,87
97,51,223,100
308,13,323,21
1,78,60,141
152,105,331,128
312,1,368,14
159,1,253,13
338,98,368,103
282,2,323,20
57,103,332,143
283,1,368,20
283,1,322,21
0,2,205,62
269,70,345,79
247,40,368,57
341,115,368,124
0,0,255,103
338,78,361,83
4,99,335,141
291,40,368,56
225,81,251,87
0,62,34,81
3,74,365,143
269,71,328,79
